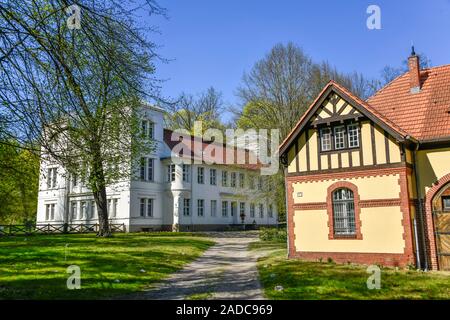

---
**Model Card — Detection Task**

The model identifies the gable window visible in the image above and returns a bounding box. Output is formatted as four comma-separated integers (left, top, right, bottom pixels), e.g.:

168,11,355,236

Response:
167,164,175,182
320,128,332,151
183,164,190,182
332,188,355,235
210,169,216,185
334,126,345,150
197,167,204,184
347,124,360,148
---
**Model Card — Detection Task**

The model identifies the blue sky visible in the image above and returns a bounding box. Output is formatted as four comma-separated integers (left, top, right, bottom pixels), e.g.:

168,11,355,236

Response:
147,0,450,117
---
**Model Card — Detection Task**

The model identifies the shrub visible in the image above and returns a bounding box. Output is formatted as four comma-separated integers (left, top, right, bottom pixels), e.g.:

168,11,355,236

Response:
259,227,287,242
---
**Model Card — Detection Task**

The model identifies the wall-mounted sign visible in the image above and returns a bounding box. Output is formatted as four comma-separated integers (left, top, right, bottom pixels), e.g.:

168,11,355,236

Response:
297,192,303,198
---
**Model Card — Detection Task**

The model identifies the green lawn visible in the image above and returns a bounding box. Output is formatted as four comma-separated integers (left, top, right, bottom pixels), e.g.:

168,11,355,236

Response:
0,233,214,299
250,241,450,300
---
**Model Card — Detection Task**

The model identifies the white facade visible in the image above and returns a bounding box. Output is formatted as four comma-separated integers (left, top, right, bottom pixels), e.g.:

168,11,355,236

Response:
36,106,278,232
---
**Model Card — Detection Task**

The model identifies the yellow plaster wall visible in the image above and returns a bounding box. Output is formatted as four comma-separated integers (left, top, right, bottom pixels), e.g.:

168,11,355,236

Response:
291,174,401,204
374,125,387,164
293,207,405,253
417,148,450,197
298,133,308,172
341,152,349,168
330,154,339,169
389,137,401,163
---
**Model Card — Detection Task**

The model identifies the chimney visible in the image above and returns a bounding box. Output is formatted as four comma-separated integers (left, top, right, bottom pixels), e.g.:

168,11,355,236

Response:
408,46,421,94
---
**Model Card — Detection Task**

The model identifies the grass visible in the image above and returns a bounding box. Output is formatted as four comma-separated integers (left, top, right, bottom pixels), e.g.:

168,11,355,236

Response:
250,241,450,300
0,233,214,299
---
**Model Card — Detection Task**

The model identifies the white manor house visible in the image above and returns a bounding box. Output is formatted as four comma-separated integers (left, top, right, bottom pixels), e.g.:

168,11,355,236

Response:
36,105,278,231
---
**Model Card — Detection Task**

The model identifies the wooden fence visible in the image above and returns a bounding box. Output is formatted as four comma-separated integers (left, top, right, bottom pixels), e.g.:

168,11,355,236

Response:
0,223,126,236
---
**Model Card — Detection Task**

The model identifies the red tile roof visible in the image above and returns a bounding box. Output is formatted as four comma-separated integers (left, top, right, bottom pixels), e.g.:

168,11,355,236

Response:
367,64,450,141
163,129,263,170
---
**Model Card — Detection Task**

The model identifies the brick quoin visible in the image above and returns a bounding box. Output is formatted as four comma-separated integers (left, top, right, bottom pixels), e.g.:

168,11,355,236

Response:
286,166,416,267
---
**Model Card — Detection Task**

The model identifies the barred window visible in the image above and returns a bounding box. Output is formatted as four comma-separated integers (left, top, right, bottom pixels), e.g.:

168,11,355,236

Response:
320,128,332,151
332,188,356,235
334,126,345,149
347,124,360,148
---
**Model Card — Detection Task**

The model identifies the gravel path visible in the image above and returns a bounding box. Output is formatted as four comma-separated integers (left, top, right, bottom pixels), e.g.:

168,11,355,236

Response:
125,231,265,300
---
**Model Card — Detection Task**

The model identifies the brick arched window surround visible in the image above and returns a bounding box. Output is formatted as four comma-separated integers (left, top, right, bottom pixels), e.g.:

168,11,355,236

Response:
424,173,450,270
326,181,363,240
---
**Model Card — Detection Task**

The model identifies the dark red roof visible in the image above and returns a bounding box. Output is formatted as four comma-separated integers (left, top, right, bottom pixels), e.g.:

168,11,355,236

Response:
163,129,263,170
368,64,450,141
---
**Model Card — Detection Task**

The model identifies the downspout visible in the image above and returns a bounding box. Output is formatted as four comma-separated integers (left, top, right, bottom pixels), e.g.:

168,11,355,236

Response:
412,142,429,270
284,167,289,259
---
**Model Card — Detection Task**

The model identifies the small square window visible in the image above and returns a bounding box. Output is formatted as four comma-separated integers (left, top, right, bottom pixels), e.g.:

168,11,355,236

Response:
443,196,450,211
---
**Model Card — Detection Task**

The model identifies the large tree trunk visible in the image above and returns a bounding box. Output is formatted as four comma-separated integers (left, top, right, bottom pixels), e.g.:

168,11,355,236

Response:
90,150,111,237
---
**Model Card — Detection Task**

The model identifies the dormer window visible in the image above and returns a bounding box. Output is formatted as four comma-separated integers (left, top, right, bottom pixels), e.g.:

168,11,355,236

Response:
320,123,360,152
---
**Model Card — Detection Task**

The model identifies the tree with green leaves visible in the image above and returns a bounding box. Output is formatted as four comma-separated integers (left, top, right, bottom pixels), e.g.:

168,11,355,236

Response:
0,1,165,236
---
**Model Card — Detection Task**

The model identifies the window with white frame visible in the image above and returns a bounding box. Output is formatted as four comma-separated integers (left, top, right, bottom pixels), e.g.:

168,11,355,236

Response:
140,158,154,181
183,164,190,182
47,167,58,189
141,120,154,139
197,199,204,217
70,201,77,220
239,173,245,188
268,204,273,218
334,126,346,149
197,167,204,184
320,128,332,151
332,188,356,235
211,200,217,217
139,198,153,217
347,123,360,148
222,171,228,187
183,198,190,216
89,200,96,219
112,199,118,217
240,202,245,217
248,175,255,189
167,164,175,182
230,172,236,187
258,176,263,190
45,203,56,221
221,201,228,217
250,203,255,218
80,201,86,219
210,169,216,185
259,204,264,218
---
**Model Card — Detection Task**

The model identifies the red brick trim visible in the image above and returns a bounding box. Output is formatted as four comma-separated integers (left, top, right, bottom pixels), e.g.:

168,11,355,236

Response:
292,198,401,210
424,172,450,270
360,198,401,207
326,181,363,240
290,251,410,267
292,202,327,210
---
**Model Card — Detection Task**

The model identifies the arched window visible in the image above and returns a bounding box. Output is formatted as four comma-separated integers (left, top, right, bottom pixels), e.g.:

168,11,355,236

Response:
332,188,356,236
